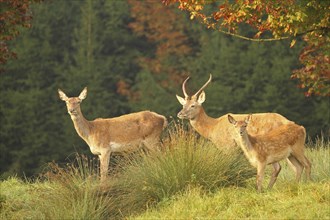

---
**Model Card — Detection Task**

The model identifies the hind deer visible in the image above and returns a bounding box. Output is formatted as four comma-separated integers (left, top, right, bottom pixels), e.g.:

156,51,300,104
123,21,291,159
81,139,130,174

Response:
176,74,295,149
228,114,311,192
58,87,167,183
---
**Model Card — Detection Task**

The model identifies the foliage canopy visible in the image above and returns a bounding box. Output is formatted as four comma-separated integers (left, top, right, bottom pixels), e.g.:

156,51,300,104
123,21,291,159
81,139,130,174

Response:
0,0,43,66
163,0,330,96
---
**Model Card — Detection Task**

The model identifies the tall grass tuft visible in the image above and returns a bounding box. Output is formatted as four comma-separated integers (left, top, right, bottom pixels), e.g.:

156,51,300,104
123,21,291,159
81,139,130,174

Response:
105,121,255,218
37,154,113,220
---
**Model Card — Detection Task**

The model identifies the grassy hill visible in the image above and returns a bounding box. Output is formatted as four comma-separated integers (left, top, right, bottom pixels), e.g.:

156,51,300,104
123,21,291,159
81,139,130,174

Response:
1,125,329,220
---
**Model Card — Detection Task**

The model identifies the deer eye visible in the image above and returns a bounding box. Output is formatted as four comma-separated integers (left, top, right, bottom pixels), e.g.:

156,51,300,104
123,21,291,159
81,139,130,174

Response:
190,104,195,108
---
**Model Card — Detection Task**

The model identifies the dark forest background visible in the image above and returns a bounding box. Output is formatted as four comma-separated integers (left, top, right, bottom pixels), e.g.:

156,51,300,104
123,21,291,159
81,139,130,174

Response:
0,0,329,178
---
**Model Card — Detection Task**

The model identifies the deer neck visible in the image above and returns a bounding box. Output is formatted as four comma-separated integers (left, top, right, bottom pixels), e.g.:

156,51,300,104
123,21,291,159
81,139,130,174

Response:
190,108,217,139
70,108,91,142
238,132,254,153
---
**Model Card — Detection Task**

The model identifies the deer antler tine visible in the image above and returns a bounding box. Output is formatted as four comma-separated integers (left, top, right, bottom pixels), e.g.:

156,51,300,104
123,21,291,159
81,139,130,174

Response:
182,76,190,98
193,74,212,97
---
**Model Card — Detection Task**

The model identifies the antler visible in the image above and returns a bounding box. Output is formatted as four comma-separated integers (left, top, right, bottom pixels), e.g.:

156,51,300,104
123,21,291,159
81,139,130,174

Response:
193,74,212,97
182,76,190,98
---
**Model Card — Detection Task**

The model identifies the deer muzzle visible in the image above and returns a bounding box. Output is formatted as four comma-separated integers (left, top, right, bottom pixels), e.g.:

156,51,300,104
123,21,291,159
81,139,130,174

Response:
177,111,187,119
68,109,77,115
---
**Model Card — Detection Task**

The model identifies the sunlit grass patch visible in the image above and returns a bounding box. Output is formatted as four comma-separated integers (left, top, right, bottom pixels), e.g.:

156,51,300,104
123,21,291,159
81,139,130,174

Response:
0,155,113,220
0,177,54,220
132,181,330,220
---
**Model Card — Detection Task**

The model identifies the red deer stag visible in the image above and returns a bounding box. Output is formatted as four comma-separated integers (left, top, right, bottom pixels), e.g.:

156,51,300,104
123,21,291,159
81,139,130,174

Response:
176,74,295,149
228,114,311,192
58,87,167,183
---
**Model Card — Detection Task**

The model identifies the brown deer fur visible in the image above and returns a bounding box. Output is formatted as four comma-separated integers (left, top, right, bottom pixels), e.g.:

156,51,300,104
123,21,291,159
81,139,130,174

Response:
228,114,311,192
58,87,167,183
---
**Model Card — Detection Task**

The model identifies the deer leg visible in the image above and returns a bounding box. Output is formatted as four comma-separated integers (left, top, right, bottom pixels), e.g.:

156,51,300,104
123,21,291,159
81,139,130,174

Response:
291,151,312,181
287,155,303,181
268,162,281,189
256,163,266,193
304,156,312,180
296,155,312,181
99,150,111,184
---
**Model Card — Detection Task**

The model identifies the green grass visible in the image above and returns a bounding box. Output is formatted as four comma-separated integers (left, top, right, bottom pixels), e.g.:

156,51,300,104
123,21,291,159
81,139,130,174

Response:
131,182,329,219
131,135,330,220
1,123,329,220
0,155,112,220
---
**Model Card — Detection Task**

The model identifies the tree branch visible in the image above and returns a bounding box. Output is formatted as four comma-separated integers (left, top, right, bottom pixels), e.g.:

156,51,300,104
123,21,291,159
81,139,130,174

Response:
217,29,289,42
216,27,330,42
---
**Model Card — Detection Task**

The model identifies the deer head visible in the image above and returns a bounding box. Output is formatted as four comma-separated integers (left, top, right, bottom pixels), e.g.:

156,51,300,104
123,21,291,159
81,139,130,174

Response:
58,87,87,117
176,74,212,120
228,114,252,136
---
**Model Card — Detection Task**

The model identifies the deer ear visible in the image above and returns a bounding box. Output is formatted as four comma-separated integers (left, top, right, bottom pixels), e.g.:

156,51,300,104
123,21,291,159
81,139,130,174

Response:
58,89,68,101
197,91,206,104
245,114,252,124
79,87,87,100
228,115,236,125
176,94,186,105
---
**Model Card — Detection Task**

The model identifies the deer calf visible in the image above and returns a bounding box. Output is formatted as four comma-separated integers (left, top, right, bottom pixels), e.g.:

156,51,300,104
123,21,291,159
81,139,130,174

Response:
58,87,167,183
228,114,311,192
